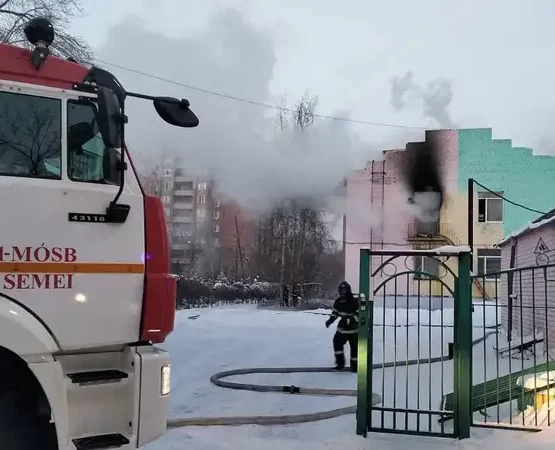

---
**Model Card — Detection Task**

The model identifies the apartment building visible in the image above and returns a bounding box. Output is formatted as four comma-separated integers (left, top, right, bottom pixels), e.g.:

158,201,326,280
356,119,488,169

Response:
159,156,221,274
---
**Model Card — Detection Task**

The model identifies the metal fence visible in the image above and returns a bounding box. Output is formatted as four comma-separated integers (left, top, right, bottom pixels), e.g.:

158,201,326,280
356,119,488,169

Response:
357,251,555,439
471,264,555,430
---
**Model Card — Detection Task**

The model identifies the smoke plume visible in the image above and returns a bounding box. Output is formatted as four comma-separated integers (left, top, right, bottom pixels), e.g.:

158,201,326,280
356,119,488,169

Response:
96,10,371,212
390,71,456,129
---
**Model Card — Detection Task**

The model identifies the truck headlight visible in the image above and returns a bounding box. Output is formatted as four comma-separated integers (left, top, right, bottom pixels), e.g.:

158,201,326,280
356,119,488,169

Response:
161,364,171,396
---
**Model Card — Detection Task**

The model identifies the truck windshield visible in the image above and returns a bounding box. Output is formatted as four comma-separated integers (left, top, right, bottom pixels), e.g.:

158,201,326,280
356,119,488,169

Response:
0,90,62,179
67,99,119,184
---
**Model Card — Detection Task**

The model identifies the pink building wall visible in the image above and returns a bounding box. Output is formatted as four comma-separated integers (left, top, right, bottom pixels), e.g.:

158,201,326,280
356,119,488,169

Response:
344,130,459,297
499,224,555,357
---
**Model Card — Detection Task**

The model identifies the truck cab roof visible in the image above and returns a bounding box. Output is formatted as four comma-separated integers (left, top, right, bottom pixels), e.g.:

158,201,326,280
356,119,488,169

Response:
0,42,88,90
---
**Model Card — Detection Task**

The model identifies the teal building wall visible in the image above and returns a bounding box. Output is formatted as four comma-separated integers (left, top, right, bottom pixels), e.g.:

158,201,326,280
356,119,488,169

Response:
457,128,555,236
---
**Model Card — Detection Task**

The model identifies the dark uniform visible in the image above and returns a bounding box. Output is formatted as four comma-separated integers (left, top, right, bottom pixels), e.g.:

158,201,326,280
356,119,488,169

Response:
282,284,289,307
326,281,359,372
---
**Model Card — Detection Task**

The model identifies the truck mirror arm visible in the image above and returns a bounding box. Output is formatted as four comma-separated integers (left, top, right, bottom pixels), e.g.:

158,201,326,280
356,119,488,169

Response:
74,67,199,224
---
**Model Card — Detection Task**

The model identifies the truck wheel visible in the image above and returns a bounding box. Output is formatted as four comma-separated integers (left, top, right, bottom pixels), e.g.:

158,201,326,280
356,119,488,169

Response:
0,390,57,449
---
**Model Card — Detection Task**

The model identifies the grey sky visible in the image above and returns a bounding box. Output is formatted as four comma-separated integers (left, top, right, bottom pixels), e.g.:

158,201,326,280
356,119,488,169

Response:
71,0,555,146
66,0,555,209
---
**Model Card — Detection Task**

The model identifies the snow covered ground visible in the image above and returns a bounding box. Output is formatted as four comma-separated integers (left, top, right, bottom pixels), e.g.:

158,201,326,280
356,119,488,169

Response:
144,304,555,450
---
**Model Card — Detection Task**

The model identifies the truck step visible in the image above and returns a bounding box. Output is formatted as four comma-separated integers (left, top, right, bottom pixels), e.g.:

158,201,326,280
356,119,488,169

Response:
73,433,130,449
67,370,129,385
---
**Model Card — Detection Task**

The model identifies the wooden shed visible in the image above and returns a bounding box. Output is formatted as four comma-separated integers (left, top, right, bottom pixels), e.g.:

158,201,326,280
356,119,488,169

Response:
497,208,555,357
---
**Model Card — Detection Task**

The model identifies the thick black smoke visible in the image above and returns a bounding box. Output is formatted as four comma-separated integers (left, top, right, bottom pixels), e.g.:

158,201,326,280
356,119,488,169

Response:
402,140,443,224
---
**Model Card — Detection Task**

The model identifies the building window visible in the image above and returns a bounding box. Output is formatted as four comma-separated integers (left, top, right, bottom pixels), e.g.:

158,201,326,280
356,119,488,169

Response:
162,195,171,204
198,182,207,190
478,192,503,223
214,224,220,233
215,199,221,207
163,181,169,190
477,248,501,280
413,256,440,279
198,194,206,204
164,169,172,177
214,210,220,219
214,237,220,247
197,208,206,218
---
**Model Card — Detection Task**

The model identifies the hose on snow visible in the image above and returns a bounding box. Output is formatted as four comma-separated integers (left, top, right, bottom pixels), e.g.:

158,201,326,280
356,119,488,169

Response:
166,330,498,428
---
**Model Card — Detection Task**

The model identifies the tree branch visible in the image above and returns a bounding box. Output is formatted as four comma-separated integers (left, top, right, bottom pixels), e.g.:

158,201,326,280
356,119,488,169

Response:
0,0,93,63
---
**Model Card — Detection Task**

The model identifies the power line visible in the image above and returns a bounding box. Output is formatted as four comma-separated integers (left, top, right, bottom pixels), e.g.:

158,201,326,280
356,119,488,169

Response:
473,180,548,216
94,58,435,131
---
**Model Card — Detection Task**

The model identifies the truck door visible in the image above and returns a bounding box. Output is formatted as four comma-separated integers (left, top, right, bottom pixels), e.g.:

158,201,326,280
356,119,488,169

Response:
0,84,145,350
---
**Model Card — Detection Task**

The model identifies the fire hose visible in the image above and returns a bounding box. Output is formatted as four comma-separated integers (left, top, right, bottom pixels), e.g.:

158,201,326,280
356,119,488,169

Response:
166,330,497,428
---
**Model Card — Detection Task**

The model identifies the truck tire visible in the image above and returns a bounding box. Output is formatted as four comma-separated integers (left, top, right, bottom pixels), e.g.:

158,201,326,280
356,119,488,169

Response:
0,390,57,449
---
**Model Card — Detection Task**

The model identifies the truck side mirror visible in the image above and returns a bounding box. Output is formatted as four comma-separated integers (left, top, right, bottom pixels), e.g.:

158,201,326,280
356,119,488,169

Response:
97,86,124,148
153,97,199,128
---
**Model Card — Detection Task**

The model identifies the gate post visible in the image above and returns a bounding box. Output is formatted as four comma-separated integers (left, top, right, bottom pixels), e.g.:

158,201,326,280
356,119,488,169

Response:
454,251,472,439
356,249,371,437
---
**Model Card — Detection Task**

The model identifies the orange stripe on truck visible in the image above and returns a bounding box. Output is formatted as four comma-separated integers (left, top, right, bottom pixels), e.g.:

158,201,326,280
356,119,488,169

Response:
0,262,144,274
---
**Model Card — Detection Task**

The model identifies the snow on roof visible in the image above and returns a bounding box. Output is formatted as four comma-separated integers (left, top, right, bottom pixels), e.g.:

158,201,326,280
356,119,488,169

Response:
497,208,555,247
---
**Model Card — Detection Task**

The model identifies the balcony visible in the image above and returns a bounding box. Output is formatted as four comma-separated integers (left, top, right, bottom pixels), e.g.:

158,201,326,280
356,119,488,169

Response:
174,177,194,185
407,221,457,245
173,202,193,210
174,216,193,223
174,189,194,196
171,258,190,265
172,244,190,250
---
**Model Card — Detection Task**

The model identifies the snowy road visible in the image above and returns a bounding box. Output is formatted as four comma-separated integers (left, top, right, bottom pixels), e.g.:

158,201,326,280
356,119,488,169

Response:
144,305,555,450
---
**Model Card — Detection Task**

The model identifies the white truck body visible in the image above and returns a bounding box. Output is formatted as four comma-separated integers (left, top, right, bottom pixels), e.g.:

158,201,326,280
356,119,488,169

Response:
0,26,194,449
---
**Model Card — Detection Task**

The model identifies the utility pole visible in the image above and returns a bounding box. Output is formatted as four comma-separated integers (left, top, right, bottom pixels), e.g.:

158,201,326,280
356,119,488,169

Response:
279,222,286,306
467,178,474,272
235,216,245,282
234,242,239,283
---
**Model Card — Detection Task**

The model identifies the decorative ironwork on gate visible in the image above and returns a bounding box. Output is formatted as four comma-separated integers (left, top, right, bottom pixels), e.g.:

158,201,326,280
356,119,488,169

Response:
356,248,472,439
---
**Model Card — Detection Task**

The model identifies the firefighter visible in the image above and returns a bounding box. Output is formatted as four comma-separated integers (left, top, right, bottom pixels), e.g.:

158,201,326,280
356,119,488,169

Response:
325,281,358,372
282,284,290,307
291,282,301,307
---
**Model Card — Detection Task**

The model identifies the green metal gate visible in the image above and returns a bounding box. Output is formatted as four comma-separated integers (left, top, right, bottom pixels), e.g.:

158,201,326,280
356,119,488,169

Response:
356,248,472,439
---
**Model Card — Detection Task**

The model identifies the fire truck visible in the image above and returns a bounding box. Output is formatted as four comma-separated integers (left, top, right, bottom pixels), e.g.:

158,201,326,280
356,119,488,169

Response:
0,17,198,449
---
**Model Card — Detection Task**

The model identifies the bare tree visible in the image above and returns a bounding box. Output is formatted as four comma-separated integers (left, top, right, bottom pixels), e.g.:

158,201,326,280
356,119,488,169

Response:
252,95,336,299
195,218,218,279
135,153,162,196
171,224,203,278
0,0,93,63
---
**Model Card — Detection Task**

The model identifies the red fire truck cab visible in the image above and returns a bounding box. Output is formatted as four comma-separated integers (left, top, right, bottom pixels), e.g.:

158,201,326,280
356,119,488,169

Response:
0,17,198,449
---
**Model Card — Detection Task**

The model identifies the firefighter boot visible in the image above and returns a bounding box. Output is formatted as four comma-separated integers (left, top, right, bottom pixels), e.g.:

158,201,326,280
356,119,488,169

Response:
334,352,345,371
